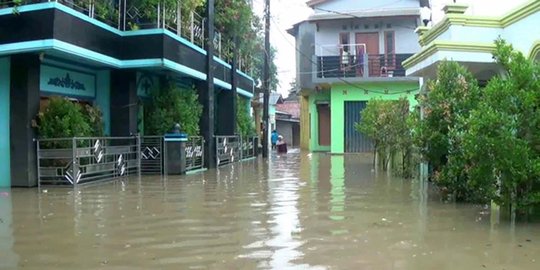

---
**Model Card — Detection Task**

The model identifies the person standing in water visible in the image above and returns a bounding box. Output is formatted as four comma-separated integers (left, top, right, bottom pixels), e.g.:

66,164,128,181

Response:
271,130,278,150
276,135,288,154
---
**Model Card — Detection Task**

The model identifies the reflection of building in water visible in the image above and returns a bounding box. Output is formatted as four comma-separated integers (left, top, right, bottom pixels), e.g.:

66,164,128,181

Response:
330,156,345,222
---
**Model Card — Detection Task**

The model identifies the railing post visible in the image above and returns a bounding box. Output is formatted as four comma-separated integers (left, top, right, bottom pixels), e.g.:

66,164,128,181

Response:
363,53,369,78
177,1,181,35
162,1,166,29
215,136,218,166
72,137,78,186
36,139,41,189
136,135,141,177
201,18,206,46
201,138,205,169
240,136,243,160
157,2,161,28
190,11,194,43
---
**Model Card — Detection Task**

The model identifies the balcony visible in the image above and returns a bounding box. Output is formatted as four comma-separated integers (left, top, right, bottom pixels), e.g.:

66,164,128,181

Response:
314,44,413,82
0,0,254,94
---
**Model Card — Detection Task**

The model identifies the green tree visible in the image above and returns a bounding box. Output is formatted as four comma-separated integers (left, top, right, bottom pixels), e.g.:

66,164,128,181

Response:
415,60,482,201
214,0,278,91
144,82,203,136
461,39,540,210
356,98,410,173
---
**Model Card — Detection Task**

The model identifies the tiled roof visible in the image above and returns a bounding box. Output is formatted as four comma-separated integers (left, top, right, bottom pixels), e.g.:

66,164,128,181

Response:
276,102,300,119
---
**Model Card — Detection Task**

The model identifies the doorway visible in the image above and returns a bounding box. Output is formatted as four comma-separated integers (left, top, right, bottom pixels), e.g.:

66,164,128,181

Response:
317,103,331,146
355,32,380,76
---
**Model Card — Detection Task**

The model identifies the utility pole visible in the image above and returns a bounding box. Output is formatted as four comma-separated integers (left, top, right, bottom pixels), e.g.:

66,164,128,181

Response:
262,0,270,158
202,0,216,168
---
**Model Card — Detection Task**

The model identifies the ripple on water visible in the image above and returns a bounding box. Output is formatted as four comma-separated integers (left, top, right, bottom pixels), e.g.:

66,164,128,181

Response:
2,152,540,269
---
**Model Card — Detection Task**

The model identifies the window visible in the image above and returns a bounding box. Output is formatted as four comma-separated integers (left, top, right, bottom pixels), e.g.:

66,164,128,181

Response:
384,31,395,67
339,33,349,46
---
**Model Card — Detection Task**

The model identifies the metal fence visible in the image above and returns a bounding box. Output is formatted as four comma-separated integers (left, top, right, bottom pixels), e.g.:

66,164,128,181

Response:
215,135,258,166
36,134,254,185
37,137,140,186
186,136,204,171
241,136,258,160
215,135,241,167
140,136,163,174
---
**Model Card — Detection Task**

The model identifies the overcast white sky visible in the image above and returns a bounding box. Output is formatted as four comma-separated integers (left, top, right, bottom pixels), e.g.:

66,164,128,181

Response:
252,0,528,97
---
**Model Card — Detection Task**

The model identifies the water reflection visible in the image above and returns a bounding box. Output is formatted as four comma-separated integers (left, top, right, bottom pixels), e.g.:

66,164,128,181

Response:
0,189,18,269
2,152,540,269
329,156,345,222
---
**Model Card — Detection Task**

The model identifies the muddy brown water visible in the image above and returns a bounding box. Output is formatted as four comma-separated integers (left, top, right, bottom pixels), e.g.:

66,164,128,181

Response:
1,151,539,269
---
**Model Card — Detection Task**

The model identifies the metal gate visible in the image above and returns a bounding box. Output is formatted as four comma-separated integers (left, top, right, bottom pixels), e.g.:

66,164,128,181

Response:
140,136,163,174
344,101,373,152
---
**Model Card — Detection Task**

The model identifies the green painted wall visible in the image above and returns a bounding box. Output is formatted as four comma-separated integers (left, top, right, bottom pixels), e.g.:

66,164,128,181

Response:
95,70,111,135
0,57,10,187
309,91,331,152
330,82,419,154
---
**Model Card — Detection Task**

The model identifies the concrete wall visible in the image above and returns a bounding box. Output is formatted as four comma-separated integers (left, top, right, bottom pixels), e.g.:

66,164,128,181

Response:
329,81,419,153
297,22,317,91
96,70,111,135
315,18,420,55
430,0,529,23
0,57,10,187
503,11,540,57
314,0,420,13
300,95,310,150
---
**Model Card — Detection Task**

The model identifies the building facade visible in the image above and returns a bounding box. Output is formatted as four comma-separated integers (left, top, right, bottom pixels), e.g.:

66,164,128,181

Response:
0,1,255,187
289,0,428,153
405,0,540,82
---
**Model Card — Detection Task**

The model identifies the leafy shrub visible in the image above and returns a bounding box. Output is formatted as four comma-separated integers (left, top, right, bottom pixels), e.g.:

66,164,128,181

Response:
36,97,94,139
236,96,255,138
355,98,412,175
35,96,103,149
144,82,202,136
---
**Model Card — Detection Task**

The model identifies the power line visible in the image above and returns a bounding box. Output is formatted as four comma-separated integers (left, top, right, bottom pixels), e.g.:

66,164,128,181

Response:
312,6,417,30
270,16,419,95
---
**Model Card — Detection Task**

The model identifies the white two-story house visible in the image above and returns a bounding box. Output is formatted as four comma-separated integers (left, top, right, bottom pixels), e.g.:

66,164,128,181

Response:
289,0,428,153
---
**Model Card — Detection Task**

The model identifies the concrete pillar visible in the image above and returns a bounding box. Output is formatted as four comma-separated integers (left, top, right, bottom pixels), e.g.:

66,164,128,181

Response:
95,71,111,136
196,80,216,168
0,57,11,187
110,70,138,136
10,54,41,187
216,90,236,135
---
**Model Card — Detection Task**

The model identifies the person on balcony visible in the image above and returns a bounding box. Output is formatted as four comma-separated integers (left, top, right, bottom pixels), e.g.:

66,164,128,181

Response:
341,47,351,72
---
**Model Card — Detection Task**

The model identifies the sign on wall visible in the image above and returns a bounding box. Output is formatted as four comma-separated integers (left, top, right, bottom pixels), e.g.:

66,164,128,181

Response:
40,65,96,98
137,72,159,98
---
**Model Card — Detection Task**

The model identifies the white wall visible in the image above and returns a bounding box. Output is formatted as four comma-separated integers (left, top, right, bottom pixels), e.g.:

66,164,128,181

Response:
428,0,540,56
430,0,529,24
502,11,540,56
314,0,420,13
314,18,420,55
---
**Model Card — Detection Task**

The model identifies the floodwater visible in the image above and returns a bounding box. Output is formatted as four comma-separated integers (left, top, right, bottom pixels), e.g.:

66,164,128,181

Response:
1,151,539,270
